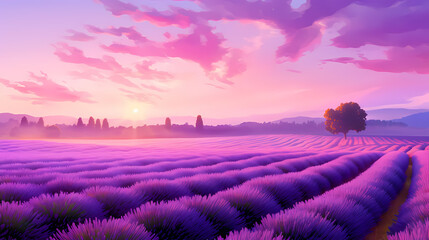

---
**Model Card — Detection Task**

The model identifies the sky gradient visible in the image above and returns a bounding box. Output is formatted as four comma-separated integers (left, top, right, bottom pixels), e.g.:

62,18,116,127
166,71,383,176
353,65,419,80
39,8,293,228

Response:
1,0,429,124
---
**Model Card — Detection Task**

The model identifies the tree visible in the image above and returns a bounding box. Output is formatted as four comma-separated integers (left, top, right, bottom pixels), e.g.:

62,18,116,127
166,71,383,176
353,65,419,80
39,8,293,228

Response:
77,117,85,128
45,125,61,138
20,116,28,127
37,117,45,128
165,117,172,130
88,117,95,128
196,115,204,131
102,118,109,130
324,102,367,139
95,119,101,130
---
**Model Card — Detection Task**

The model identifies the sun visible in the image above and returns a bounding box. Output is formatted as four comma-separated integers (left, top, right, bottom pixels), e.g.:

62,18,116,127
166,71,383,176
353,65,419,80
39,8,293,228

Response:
133,108,139,113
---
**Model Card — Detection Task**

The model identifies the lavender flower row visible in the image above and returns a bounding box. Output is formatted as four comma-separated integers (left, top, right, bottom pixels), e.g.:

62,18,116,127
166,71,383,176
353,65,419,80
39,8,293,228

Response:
227,151,408,240
388,151,429,240
117,152,380,240
0,152,335,203
0,152,306,190
0,152,265,180
0,152,346,239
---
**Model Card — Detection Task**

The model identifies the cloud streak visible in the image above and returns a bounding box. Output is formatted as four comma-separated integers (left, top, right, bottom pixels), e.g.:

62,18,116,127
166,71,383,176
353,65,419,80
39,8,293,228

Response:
55,43,173,90
65,30,95,42
0,72,93,104
323,46,429,74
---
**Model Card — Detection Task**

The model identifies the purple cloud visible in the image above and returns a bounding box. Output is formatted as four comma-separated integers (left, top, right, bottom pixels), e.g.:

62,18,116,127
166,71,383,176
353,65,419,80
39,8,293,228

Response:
93,0,429,78
324,46,429,74
332,1,429,49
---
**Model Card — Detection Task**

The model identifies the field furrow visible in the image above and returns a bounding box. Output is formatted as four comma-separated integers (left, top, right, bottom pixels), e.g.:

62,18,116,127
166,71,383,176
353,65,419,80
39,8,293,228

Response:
225,152,409,240
387,151,429,240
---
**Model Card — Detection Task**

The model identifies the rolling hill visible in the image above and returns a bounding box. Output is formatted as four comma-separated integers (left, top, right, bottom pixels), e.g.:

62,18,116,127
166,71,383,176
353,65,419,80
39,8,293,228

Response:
394,111,429,128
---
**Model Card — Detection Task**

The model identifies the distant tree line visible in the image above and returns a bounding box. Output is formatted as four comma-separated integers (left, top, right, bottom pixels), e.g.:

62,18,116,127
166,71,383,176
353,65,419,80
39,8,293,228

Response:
10,117,60,138
75,117,110,130
366,120,407,127
3,112,412,139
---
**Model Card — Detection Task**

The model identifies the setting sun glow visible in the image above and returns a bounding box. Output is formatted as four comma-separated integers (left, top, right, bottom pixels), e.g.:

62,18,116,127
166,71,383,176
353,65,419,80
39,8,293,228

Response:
133,108,139,113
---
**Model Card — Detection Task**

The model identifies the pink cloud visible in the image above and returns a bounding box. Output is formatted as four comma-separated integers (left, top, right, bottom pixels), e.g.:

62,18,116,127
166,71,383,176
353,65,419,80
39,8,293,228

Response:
69,70,105,81
206,83,226,90
101,24,227,71
55,43,172,88
90,24,242,83
96,0,191,28
128,8,191,28
0,72,93,103
54,43,125,71
95,0,138,16
109,74,140,88
136,61,172,80
322,57,356,64
287,69,302,73
65,30,95,41
140,83,166,92
207,49,247,85
86,25,148,42
224,49,247,79
94,23,240,84
164,32,172,39
119,88,159,103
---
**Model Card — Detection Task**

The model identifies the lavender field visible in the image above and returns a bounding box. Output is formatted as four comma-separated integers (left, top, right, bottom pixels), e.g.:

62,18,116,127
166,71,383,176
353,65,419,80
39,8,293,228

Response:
0,134,428,240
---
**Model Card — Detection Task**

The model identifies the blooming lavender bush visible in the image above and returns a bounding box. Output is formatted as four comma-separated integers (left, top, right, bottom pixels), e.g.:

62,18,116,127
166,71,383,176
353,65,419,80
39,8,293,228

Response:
220,228,282,240
0,202,50,239
84,186,147,218
125,201,217,240
29,192,105,231
179,195,245,237
0,183,46,202
50,218,158,240
388,220,429,240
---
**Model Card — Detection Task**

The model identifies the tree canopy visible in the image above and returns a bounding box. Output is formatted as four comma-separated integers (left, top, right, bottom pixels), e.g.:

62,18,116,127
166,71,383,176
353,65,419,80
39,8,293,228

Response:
324,102,367,139
196,115,204,131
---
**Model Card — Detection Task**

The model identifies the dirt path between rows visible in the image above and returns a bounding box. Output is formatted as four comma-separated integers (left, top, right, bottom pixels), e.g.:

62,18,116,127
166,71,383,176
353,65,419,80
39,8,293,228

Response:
365,159,413,240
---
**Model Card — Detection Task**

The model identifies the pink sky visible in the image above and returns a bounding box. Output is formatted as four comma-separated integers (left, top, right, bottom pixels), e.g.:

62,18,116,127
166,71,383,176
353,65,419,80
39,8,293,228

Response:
1,0,429,124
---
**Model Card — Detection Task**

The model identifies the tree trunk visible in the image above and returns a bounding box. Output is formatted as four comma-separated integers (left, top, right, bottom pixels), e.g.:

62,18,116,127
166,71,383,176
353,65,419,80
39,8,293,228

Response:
343,132,347,139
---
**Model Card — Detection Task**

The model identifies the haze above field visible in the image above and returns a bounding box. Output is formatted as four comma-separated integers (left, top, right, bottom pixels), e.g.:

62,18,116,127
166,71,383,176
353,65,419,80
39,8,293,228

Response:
1,108,429,127
1,0,429,122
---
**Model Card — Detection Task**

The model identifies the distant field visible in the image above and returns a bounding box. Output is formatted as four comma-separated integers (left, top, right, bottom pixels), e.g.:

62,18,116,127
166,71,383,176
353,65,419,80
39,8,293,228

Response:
0,135,427,239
